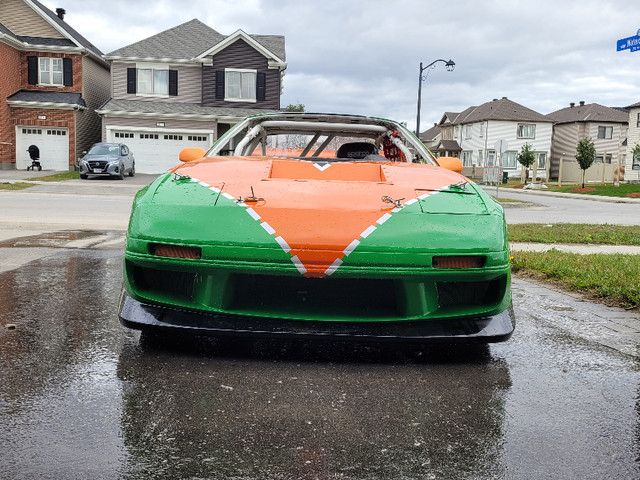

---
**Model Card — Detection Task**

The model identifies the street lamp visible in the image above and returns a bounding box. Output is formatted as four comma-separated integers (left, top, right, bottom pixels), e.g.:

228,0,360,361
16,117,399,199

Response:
415,59,455,137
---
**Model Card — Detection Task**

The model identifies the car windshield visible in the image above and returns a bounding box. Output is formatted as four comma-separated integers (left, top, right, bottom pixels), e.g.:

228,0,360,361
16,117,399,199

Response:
208,115,437,165
88,145,119,155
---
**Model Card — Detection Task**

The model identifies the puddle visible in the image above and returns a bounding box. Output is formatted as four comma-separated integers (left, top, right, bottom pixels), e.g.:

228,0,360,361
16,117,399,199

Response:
0,230,108,248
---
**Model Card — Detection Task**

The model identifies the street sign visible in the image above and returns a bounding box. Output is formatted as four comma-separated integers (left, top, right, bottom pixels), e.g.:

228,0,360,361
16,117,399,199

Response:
617,29,640,52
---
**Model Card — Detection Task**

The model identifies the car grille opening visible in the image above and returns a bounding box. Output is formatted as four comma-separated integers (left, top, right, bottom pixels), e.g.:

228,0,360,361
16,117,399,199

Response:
436,279,502,309
231,274,399,318
132,266,196,301
150,243,202,259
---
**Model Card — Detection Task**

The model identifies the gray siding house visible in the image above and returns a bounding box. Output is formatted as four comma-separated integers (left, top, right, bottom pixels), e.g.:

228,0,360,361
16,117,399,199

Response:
98,19,286,173
546,102,628,181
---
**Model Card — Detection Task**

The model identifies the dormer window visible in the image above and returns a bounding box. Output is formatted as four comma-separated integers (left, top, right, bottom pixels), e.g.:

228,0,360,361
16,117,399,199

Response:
39,57,63,85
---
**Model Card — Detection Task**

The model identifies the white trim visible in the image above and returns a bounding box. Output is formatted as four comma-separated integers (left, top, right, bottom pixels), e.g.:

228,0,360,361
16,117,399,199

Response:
105,56,210,66
97,109,241,122
7,100,84,110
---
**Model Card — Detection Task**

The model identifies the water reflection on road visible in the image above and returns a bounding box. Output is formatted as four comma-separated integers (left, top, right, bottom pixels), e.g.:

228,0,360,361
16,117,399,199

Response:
0,249,638,479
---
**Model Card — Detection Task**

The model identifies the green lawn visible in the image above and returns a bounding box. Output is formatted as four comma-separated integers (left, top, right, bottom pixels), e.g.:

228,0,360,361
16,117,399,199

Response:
26,171,80,182
508,223,640,245
0,182,35,191
508,223,640,310
500,181,640,198
511,251,640,309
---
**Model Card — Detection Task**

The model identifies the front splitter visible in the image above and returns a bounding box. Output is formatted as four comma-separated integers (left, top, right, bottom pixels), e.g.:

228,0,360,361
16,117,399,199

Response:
119,294,515,343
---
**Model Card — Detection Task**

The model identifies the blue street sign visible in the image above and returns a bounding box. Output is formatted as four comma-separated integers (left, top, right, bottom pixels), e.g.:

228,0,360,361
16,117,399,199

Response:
617,29,640,52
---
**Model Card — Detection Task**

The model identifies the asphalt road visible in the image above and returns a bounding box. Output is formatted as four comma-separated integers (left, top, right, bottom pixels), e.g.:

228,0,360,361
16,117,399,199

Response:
0,235,638,479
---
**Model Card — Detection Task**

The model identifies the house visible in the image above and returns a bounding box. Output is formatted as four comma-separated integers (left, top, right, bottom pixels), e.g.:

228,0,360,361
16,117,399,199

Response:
418,122,441,151
546,101,628,182
623,101,640,182
437,97,553,179
98,19,287,173
0,0,110,171
431,112,462,158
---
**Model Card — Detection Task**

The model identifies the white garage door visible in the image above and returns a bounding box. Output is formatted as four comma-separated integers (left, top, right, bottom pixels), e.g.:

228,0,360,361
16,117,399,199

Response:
111,131,212,174
15,126,69,171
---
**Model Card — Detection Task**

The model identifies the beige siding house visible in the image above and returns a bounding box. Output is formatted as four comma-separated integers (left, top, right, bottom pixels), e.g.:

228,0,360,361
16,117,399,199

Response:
624,101,640,182
546,102,628,183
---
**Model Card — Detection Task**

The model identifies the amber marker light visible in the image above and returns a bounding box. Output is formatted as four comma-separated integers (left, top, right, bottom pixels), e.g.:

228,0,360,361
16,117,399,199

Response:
150,243,202,259
432,256,485,269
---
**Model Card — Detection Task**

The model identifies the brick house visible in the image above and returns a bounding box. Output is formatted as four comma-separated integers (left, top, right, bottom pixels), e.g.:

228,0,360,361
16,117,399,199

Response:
0,0,109,171
98,19,287,173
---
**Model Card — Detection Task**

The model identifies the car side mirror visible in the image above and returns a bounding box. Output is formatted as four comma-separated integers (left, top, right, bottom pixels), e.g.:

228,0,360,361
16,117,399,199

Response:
179,147,207,163
437,156,463,173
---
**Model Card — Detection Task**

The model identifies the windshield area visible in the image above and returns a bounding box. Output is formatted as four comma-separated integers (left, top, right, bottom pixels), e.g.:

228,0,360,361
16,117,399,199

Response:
88,145,120,156
209,116,436,165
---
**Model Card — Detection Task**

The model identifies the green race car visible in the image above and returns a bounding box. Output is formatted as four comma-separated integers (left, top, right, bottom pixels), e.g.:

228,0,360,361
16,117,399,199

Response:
119,113,514,343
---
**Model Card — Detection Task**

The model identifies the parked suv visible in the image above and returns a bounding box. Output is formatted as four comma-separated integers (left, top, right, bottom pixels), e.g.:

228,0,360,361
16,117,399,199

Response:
79,143,135,179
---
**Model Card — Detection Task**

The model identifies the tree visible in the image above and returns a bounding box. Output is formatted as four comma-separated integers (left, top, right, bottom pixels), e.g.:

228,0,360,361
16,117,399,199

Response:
575,137,596,188
633,142,640,164
516,143,535,184
283,103,305,112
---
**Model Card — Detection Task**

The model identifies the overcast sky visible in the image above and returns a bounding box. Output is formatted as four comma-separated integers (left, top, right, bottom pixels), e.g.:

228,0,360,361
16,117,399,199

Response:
41,0,640,131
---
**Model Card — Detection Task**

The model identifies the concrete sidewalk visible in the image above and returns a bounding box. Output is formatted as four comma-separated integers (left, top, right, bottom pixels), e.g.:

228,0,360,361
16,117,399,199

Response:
510,242,640,254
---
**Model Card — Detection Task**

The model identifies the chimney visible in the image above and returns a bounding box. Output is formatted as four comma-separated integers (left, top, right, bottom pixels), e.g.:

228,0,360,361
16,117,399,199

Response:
56,8,66,20
579,101,585,106
570,102,575,108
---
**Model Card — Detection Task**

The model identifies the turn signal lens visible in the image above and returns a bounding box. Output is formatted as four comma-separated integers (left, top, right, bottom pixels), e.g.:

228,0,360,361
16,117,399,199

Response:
150,243,201,259
432,256,484,269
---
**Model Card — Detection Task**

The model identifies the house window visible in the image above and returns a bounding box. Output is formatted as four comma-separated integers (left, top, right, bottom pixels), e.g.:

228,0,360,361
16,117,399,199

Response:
461,151,473,166
463,125,472,140
225,69,257,102
633,151,640,170
137,67,168,95
517,124,535,139
637,113,640,128
39,57,63,86
164,135,183,140
478,150,484,166
115,132,133,139
140,134,159,140
479,123,485,137
597,126,613,139
501,151,517,169
453,126,459,139
537,153,546,169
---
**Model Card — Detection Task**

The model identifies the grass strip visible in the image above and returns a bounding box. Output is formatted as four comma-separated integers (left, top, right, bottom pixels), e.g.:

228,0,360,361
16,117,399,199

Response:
511,250,640,309
0,182,35,191
508,223,640,245
26,171,80,182
500,181,640,197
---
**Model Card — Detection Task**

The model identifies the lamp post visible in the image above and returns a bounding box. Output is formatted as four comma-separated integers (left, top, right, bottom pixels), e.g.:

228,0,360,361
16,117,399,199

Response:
415,59,455,137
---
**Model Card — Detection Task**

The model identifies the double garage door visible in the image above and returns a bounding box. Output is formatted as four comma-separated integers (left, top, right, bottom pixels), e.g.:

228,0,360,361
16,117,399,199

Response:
15,126,69,171
111,131,212,174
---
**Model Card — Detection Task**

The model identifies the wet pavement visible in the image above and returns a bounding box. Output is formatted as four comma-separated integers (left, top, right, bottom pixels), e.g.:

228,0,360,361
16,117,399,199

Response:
1,233,639,479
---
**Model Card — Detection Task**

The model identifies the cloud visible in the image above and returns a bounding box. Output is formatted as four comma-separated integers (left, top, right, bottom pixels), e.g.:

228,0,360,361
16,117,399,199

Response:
41,0,640,130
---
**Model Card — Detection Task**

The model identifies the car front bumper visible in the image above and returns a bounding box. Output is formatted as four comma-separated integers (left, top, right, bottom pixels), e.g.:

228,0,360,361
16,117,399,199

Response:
79,162,123,177
119,293,515,343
